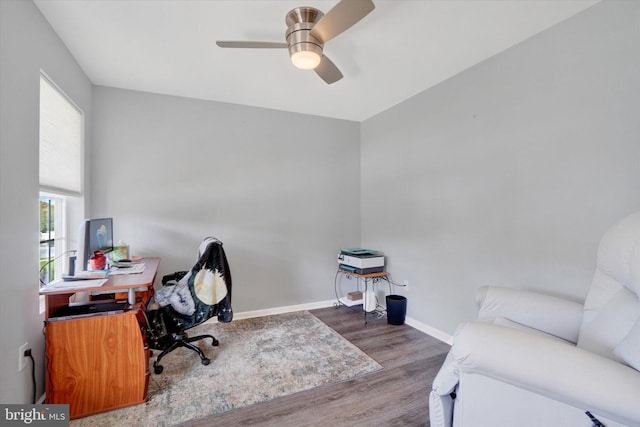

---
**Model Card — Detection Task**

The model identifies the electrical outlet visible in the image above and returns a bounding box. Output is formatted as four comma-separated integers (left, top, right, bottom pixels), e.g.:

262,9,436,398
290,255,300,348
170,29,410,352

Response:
18,342,29,372
403,280,409,291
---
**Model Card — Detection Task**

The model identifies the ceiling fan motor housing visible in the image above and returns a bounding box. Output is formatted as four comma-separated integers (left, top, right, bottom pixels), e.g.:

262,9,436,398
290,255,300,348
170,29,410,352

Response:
285,7,324,66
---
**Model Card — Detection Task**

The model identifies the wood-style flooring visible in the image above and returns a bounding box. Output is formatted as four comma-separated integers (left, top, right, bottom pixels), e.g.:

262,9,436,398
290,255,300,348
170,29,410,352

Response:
181,305,451,427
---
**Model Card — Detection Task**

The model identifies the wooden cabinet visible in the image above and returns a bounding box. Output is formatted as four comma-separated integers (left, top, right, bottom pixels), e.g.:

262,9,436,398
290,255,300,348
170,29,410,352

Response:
45,309,149,419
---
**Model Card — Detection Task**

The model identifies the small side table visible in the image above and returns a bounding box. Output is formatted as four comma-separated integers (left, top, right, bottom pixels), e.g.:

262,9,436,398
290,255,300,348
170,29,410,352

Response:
334,268,391,324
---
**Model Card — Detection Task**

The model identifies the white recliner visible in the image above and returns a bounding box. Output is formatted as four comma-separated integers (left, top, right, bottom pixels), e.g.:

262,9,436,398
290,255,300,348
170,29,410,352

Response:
429,212,640,427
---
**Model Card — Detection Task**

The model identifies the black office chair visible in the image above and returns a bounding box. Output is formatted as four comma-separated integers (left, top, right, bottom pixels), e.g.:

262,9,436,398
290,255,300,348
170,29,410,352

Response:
145,237,233,374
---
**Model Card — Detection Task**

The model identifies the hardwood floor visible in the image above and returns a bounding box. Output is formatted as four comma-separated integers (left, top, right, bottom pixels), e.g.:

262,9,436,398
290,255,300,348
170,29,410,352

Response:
181,305,451,427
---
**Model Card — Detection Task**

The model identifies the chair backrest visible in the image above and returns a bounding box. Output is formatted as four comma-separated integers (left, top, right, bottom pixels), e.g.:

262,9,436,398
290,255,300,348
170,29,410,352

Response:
577,212,640,360
151,237,233,332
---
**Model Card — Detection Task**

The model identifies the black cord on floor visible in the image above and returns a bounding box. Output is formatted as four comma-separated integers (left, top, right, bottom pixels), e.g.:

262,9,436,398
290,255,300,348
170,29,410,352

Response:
24,349,36,404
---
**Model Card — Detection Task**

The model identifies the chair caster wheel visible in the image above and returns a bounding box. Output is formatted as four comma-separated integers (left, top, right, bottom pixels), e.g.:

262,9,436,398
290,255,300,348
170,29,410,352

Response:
154,364,164,374
212,338,219,346
201,358,211,366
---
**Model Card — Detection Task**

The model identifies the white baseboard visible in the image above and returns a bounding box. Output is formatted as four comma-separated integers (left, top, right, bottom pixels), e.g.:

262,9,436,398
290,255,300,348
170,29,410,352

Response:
205,299,453,345
203,300,336,324
231,300,337,320
405,316,453,345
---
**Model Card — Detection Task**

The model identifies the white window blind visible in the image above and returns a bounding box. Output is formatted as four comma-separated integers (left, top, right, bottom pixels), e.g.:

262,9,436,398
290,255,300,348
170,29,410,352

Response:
39,76,83,194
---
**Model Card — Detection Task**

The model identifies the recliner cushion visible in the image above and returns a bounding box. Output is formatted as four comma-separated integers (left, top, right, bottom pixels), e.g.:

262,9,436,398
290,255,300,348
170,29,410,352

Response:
488,317,572,343
578,212,640,359
577,287,640,360
593,212,640,296
614,316,640,371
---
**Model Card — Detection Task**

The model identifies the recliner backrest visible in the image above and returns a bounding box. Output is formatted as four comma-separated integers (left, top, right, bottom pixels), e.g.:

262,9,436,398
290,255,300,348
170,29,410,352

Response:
577,212,640,360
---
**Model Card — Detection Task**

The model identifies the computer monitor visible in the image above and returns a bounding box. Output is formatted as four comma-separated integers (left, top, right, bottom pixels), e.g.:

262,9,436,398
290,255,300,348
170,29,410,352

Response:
75,217,114,273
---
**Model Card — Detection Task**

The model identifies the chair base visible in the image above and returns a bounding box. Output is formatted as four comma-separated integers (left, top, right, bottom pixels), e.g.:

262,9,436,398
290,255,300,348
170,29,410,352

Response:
152,331,219,374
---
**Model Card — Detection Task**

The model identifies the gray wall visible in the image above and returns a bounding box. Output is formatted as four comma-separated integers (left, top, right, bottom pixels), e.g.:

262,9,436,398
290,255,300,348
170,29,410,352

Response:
3,0,640,406
91,87,361,312
0,0,93,404
361,0,640,335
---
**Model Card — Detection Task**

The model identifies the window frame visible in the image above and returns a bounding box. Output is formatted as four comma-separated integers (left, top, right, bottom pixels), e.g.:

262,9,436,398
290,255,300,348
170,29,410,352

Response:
39,193,68,285
38,72,85,311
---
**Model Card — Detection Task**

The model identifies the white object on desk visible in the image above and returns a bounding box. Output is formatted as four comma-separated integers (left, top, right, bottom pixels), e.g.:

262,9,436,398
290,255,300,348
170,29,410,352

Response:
42,279,108,292
109,263,146,275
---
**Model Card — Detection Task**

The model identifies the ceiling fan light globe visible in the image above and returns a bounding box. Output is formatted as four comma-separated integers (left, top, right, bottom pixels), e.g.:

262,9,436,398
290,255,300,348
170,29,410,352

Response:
291,50,321,70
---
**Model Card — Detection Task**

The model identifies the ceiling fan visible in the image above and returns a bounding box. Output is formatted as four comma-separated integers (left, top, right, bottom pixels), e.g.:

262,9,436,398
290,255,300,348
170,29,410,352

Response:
216,0,375,84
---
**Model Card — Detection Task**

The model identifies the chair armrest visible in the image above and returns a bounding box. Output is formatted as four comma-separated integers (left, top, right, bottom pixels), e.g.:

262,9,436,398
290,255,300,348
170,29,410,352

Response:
452,322,640,426
476,285,584,342
161,271,189,286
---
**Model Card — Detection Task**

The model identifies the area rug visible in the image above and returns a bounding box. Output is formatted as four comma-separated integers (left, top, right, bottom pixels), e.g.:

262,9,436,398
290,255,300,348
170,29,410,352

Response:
71,310,382,427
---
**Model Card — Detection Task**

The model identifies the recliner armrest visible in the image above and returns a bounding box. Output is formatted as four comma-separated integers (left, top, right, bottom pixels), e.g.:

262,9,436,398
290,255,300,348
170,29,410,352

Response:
451,322,640,426
476,285,584,342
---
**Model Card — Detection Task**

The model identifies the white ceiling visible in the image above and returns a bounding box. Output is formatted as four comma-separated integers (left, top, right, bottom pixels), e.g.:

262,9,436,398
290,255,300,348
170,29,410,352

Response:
34,0,599,122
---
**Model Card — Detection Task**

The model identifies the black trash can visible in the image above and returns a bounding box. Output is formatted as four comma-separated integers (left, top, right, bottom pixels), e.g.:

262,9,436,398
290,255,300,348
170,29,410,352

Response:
386,295,407,325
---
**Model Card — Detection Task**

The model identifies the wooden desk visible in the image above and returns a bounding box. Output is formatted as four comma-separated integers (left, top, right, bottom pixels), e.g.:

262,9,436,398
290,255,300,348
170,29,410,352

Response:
41,257,160,319
40,257,159,419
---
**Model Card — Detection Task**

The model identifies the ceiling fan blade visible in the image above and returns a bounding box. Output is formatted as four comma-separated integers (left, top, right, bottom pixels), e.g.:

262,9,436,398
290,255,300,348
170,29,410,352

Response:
310,0,375,43
314,55,343,84
216,41,288,49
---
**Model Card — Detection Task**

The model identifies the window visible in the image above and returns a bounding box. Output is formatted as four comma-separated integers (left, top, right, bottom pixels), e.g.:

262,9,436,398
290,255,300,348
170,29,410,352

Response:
39,74,84,287
39,195,65,285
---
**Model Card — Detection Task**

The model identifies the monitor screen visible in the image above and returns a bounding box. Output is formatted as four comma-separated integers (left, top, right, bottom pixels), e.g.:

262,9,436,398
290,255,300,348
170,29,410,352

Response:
76,217,114,273
87,217,114,257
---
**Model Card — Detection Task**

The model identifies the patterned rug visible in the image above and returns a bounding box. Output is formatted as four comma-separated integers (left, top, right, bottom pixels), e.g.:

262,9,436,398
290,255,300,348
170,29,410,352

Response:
71,311,382,427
